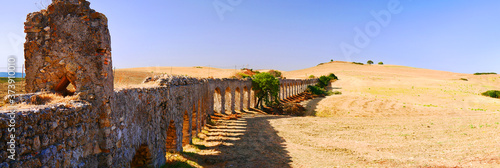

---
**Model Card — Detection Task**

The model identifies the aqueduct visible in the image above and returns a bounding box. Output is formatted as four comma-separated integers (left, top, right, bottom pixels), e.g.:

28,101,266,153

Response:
0,1,317,167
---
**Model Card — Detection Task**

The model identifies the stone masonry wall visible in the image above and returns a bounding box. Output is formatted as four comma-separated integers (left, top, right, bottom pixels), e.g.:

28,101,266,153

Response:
23,1,114,166
0,101,101,167
0,76,316,167
24,0,113,99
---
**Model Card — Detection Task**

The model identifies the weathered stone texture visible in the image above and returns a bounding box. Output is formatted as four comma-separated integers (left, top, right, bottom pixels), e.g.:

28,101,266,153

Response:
0,102,101,167
24,0,112,101
0,76,316,167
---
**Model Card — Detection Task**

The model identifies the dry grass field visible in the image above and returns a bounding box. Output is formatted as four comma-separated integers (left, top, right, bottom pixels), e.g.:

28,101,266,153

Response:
0,78,26,107
114,67,242,88
277,62,500,167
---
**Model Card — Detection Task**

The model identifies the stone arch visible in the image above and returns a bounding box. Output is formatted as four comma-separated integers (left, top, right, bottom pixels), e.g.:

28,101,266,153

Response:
224,87,232,114
243,86,249,109
292,83,296,95
182,110,190,146
295,82,299,94
213,87,222,113
250,87,256,108
130,144,152,167
200,98,206,128
192,104,198,136
287,83,291,98
235,87,241,111
280,83,285,100
165,120,177,152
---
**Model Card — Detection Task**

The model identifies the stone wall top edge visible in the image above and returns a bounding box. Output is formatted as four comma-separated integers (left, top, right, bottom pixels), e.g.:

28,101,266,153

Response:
0,100,88,117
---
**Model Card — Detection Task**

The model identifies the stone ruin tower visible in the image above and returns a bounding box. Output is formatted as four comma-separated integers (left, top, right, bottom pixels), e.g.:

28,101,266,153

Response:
24,0,114,164
24,0,113,100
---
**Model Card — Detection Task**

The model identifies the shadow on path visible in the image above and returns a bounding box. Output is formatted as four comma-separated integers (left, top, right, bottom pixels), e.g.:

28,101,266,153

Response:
187,111,293,168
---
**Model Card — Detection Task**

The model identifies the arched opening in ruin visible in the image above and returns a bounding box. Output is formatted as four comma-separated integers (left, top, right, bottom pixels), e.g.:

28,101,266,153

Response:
235,87,241,112
198,99,202,127
224,87,232,114
192,104,198,136
287,83,291,98
165,120,177,152
130,144,152,168
182,110,190,146
250,88,256,108
286,84,289,98
213,87,222,113
197,99,202,133
243,86,249,110
54,76,76,96
279,85,282,100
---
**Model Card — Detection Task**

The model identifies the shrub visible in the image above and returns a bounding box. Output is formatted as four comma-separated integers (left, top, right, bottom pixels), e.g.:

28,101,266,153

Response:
330,59,333,62
352,62,364,65
233,72,252,79
268,70,282,78
317,76,331,88
378,62,384,65
474,72,497,75
307,85,327,96
328,73,338,80
482,90,500,98
316,73,338,88
308,75,315,79
367,60,374,65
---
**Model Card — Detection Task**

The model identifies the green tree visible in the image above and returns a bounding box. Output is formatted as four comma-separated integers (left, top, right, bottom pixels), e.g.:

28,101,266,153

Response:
367,60,374,65
252,72,280,109
378,62,384,65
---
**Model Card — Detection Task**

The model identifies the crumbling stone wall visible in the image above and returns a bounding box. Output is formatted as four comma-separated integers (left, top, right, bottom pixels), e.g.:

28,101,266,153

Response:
23,1,115,166
24,0,113,100
0,101,102,167
109,76,212,167
0,76,316,167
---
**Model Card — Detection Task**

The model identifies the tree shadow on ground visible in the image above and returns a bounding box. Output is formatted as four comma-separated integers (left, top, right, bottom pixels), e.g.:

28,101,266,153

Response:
178,111,293,168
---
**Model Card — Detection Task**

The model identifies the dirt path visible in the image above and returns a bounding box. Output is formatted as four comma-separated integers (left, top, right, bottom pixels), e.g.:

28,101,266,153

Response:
185,111,293,168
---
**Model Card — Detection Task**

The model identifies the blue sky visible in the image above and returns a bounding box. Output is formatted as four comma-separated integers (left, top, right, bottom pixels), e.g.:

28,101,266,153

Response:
1,0,499,73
